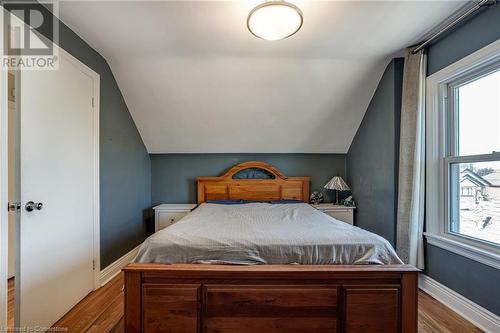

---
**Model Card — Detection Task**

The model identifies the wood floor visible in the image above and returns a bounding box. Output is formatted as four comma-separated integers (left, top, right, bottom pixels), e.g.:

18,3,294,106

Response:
7,278,14,329
7,273,482,333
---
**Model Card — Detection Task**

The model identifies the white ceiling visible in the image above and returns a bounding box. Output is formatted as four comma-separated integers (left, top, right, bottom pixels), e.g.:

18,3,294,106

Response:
59,1,464,153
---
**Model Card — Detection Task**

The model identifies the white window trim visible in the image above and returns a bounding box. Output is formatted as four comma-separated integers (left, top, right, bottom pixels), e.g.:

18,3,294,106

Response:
426,38,500,270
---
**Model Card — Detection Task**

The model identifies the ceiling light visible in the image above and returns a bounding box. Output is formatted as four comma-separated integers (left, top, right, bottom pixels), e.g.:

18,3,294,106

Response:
247,1,303,41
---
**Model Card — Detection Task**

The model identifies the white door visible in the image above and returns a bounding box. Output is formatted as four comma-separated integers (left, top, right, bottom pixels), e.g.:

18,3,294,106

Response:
8,73,17,279
19,49,98,328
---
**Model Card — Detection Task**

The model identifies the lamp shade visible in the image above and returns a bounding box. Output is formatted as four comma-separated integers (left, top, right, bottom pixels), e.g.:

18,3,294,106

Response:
324,176,350,191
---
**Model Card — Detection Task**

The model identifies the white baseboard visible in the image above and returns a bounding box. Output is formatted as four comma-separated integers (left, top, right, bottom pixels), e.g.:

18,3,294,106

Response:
419,274,500,333
99,244,141,287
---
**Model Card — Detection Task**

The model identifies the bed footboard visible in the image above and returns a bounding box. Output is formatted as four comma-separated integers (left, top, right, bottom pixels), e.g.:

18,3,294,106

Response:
124,264,418,333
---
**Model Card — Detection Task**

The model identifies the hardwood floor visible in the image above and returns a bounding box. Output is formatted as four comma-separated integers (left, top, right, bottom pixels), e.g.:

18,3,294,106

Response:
7,278,14,329
418,291,483,333
6,273,483,332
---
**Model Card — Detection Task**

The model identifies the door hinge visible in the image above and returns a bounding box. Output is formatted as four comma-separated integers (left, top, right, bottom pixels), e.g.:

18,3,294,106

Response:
91,97,94,108
92,260,96,270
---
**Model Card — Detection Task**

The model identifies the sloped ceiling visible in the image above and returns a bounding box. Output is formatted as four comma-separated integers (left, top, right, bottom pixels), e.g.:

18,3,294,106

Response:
59,1,464,153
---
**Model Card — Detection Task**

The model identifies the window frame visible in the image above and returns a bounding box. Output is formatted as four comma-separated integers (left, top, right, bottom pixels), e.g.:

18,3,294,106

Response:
426,39,500,270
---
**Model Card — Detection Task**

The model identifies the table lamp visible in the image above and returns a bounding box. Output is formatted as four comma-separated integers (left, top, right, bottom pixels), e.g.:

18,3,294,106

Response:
324,176,350,205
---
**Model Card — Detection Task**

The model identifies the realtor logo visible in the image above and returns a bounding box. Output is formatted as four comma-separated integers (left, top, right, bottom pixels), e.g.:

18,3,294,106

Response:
1,0,59,69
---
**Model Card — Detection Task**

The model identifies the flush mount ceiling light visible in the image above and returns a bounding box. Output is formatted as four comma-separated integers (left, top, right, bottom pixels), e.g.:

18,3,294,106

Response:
247,1,303,41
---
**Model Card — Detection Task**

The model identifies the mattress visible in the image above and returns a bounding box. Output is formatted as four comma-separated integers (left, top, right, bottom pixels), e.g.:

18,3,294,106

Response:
134,202,403,265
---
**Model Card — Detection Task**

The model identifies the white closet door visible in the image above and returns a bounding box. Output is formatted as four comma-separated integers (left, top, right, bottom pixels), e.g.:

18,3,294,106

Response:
8,75,17,279
19,49,98,328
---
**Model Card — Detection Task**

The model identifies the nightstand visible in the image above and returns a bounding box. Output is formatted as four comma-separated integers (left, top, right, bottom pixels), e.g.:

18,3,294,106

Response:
153,204,197,232
312,204,355,225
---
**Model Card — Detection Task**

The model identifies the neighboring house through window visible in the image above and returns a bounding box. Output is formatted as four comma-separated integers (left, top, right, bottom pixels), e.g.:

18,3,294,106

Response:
458,169,500,243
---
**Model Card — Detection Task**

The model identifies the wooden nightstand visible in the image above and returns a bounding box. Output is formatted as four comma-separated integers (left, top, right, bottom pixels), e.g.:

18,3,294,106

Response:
153,204,197,232
312,204,355,225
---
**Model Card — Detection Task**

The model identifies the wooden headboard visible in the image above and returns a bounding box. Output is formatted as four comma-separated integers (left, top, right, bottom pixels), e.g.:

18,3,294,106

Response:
197,161,310,204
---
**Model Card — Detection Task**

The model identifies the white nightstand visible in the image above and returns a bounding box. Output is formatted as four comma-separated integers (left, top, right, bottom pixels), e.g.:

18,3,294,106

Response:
153,204,197,232
312,204,355,225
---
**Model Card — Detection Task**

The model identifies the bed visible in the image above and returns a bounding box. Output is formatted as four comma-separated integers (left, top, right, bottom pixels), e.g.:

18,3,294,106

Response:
124,161,418,333
134,202,402,265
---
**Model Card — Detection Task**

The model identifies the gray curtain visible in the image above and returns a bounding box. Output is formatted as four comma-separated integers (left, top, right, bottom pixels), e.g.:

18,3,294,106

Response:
396,47,426,269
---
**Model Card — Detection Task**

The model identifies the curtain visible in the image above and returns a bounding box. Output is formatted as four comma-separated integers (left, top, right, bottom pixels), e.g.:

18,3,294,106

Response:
396,47,426,269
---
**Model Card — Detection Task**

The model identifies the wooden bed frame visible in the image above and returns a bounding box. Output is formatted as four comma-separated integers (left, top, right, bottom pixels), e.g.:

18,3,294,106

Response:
124,161,419,333
197,161,310,204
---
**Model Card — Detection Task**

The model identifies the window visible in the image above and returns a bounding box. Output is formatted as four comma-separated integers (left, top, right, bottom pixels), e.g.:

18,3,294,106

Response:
426,40,500,269
446,67,500,246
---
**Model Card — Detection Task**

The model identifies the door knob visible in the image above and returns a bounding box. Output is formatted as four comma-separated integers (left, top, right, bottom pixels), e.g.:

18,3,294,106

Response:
25,201,43,212
25,201,35,212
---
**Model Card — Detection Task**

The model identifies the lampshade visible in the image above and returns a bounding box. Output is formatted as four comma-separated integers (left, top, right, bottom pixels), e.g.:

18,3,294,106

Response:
247,1,303,41
324,176,350,191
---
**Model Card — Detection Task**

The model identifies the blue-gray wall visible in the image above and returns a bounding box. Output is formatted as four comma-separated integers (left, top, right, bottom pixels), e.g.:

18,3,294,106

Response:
346,58,404,246
151,154,346,205
424,4,500,315
427,4,500,76
21,5,152,269
425,245,500,315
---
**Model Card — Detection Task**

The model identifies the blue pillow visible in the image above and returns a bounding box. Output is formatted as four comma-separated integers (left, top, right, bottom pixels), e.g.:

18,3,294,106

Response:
270,199,304,204
206,199,244,205
242,200,269,204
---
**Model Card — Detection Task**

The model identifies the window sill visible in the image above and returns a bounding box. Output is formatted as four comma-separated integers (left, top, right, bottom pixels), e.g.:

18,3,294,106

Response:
424,233,500,270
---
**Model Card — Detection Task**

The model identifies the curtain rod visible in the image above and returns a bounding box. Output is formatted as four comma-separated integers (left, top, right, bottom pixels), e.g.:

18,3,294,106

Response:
412,0,496,54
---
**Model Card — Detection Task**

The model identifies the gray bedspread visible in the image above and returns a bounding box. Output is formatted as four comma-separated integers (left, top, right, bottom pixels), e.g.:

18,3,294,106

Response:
134,203,403,265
